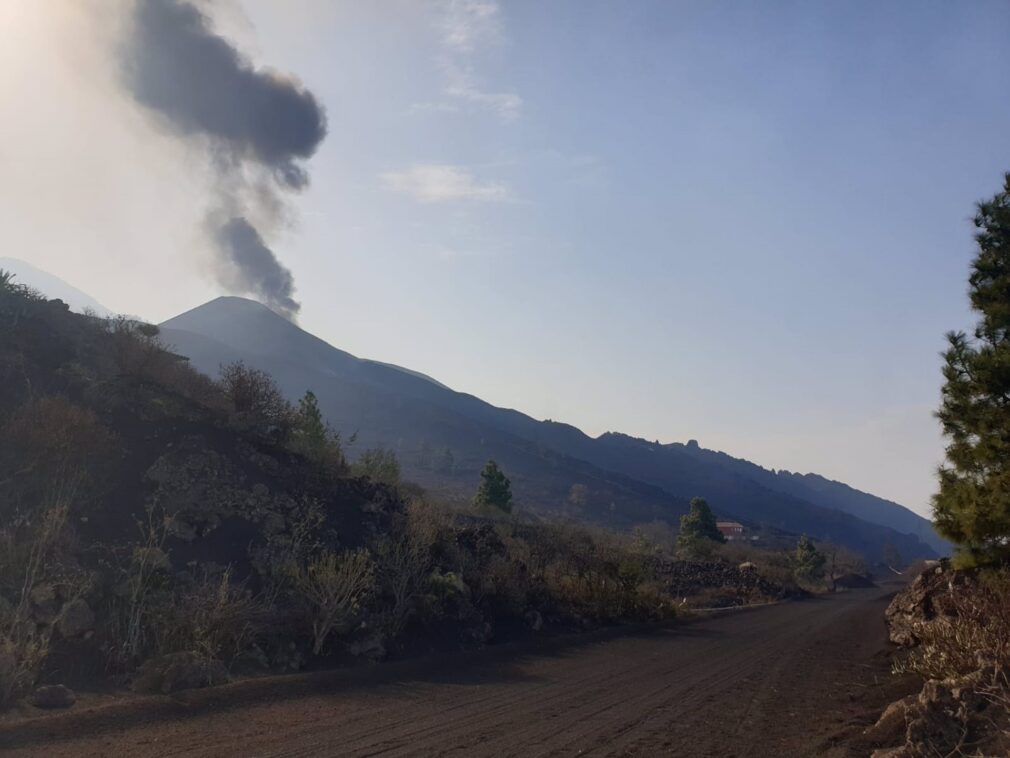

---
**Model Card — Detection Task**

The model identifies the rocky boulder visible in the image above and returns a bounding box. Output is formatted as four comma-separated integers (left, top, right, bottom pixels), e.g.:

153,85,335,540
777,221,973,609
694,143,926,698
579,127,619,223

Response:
30,684,76,709
56,598,95,638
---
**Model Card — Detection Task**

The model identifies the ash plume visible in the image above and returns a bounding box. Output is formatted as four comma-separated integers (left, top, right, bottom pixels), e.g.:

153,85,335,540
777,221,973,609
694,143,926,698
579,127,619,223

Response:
119,0,328,319
214,217,299,318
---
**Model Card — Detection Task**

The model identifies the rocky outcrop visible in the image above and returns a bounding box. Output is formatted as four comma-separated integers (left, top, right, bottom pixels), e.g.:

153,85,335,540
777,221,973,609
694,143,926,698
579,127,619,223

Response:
870,563,1010,757
868,667,1010,757
884,561,969,647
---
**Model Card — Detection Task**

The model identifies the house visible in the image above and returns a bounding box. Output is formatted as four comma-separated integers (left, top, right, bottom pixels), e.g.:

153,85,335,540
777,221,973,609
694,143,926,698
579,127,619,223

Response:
716,521,745,540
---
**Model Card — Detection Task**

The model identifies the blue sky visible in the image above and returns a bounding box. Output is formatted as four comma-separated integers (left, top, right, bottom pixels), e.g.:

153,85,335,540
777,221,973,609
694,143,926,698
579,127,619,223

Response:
3,1,1010,515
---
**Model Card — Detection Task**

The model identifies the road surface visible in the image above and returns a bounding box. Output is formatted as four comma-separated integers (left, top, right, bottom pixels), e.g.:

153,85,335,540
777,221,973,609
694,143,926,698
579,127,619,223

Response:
0,587,904,757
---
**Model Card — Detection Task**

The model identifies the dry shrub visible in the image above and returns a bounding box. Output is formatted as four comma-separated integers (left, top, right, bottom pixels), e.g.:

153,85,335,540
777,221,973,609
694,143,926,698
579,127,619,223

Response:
895,572,1010,680
0,396,114,513
0,397,110,705
372,500,448,638
100,507,176,673
101,317,229,411
292,549,375,655
105,316,168,378
152,568,268,666
220,362,293,435
374,536,431,638
0,623,49,707
102,511,270,673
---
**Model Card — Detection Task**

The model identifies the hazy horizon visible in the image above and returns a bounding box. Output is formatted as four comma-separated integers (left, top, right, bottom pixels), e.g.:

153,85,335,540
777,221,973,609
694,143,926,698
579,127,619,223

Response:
4,1,1010,516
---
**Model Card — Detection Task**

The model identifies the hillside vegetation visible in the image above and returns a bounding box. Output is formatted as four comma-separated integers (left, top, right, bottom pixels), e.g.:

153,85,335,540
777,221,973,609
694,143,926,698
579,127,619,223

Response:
0,276,823,708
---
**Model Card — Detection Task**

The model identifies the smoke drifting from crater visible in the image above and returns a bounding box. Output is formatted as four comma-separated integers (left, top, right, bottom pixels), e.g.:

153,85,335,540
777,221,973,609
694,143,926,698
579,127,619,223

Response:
120,0,328,319
213,217,299,317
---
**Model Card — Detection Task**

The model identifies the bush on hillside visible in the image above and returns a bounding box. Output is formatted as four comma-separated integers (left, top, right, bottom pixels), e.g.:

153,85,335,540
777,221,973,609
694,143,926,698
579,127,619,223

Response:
353,447,401,487
0,282,803,706
220,362,294,437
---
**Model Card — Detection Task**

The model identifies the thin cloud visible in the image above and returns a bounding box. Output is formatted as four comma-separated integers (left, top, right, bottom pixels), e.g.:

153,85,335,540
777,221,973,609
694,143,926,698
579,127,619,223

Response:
444,61,522,121
414,0,521,122
441,0,503,53
380,163,510,204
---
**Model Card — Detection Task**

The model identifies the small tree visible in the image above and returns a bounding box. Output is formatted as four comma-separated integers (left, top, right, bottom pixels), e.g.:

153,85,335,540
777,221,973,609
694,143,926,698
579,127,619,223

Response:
794,535,826,583
289,390,347,474
473,460,513,513
934,174,1010,566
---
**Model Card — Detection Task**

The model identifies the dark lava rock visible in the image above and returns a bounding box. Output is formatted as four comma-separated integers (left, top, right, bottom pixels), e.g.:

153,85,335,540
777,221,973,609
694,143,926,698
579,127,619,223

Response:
30,684,76,709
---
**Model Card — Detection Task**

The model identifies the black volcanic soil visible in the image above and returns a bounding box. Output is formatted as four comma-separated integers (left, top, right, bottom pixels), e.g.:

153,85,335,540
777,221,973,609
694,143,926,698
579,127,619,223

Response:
0,585,918,757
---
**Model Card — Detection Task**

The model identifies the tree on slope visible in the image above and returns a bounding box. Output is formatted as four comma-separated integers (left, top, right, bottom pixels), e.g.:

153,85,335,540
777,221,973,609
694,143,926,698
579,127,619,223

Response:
794,535,826,582
935,174,1010,567
473,460,513,514
677,497,726,554
294,391,328,455
290,389,347,473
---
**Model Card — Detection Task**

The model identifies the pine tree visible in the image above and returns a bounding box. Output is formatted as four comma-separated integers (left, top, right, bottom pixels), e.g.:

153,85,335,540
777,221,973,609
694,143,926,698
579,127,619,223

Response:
935,174,1010,566
473,460,513,513
294,390,328,458
677,497,726,548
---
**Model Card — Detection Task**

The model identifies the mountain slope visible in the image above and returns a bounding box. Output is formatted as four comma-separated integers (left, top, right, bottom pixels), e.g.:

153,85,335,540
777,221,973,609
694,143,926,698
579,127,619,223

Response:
161,296,938,562
0,257,112,316
667,441,948,555
161,299,692,528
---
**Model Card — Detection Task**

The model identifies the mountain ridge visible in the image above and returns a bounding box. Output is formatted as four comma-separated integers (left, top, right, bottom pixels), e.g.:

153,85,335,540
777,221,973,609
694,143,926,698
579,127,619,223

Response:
161,295,940,562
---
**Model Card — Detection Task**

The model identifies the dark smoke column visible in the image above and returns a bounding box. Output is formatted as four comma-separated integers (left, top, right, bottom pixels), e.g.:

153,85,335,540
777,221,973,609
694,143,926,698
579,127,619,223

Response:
120,0,328,319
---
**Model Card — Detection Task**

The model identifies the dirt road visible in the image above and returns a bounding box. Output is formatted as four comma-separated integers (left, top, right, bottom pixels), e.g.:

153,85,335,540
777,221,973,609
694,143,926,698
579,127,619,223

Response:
0,588,908,757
